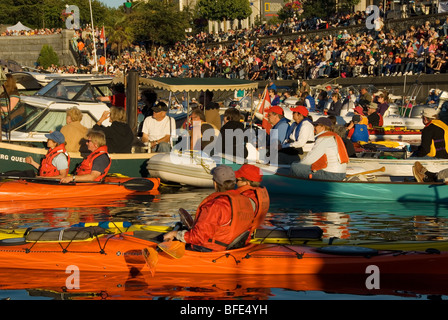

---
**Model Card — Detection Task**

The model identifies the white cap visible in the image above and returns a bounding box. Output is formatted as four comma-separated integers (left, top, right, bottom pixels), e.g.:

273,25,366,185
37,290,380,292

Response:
422,108,439,119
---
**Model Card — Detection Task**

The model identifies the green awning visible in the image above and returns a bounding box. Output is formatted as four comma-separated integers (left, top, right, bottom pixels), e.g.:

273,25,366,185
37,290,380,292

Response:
140,77,259,93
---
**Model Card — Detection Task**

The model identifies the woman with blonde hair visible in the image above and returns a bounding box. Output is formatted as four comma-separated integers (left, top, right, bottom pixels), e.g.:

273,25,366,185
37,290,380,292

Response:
94,106,134,153
60,106,88,153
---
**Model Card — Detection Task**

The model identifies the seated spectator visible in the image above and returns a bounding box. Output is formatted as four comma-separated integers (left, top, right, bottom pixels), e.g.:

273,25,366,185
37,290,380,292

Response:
189,108,220,153
60,107,89,153
347,106,370,143
216,108,248,160
97,83,126,108
141,102,176,153
93,106,134,153
265,106,290,149
367,102,382,128
326,93,343,116
290,117,349,181
279,105,314,164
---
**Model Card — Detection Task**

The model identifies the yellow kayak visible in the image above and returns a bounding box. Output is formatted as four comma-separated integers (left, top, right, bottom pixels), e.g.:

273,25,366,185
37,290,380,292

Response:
2,223,448,252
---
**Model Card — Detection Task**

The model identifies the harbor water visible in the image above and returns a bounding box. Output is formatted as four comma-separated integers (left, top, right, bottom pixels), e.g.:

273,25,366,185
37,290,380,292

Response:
0,185,447,301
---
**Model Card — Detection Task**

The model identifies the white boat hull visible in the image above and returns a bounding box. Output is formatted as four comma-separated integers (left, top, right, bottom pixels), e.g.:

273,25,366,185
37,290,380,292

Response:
147,152,215,188
348,158,448,177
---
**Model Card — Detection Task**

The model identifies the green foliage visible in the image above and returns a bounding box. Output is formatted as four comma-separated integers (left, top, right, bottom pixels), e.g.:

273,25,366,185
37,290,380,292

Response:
300,0,336,18
197,0,251,22
0,0,111,29
128,0,189,45
37,44,59,68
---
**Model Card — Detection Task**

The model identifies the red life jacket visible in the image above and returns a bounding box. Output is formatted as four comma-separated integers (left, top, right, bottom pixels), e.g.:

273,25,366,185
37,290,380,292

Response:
75,145,111,181
234,185,270,230
39,144,70,177
311,131,349,172
192,190,256,251
378,113,384,127
110,93,126,109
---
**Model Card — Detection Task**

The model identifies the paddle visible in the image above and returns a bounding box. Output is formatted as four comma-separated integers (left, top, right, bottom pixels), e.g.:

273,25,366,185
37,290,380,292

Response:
178,208,194,230
142,221,185,276
346,166,386,178
0,176,155,192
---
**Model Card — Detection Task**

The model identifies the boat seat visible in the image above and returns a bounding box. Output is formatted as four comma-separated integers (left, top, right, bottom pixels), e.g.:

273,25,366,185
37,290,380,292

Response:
226,231,250,250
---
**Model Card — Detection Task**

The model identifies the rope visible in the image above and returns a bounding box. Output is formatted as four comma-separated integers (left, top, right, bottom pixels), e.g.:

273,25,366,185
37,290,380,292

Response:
18,227,111,255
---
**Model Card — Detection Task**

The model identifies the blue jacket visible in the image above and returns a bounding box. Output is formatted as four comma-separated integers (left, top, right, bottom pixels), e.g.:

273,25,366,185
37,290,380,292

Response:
306,95,316,112
269,117,290,146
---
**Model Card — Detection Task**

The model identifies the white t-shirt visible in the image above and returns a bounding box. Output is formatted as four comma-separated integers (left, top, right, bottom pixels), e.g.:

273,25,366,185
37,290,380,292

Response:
52,153,69,171
142,115,176,141
288,120,315,152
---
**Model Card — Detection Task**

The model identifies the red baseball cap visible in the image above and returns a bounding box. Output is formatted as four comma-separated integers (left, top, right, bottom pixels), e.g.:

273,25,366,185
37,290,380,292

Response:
290,105,308,117
235,164,263,182
265,106,284,115
354,106,364,115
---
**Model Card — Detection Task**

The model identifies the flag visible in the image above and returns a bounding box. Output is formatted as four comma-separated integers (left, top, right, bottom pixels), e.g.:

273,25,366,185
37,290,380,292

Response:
257,85,272,134
100,25,107,73
100,25,106,44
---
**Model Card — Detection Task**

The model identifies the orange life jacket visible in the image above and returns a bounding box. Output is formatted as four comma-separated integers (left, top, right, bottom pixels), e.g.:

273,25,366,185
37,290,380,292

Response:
194,190,256,251
75,145,111,181
234,185,270,230
39,144,70,177
311,131,349,172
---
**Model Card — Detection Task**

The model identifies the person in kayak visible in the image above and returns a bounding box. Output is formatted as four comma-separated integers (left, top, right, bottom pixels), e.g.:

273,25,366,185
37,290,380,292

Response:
25,131,70,179
234,164,270,231
163,165,256,252
290,117,349,181
60,129,111,183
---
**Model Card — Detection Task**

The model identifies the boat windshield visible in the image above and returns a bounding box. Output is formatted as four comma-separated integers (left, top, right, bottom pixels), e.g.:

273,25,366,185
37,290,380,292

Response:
2,102,98,133
35,80,98,102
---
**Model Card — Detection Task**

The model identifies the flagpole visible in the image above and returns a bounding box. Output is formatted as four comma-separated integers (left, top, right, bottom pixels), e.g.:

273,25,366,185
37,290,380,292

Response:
103,25,107,74
250,84,268,128
89,0,98,72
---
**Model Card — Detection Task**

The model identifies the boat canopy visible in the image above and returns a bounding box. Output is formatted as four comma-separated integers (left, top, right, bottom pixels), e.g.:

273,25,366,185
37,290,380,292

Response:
139,77,259,93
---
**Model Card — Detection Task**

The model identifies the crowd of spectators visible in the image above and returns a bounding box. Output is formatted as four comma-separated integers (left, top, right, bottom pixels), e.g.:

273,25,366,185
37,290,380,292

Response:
1,28,63,37
38,6,448,81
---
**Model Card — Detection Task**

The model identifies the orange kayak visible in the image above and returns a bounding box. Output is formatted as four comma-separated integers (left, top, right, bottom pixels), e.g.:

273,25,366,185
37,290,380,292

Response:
0,229,446,275
0,177,160,201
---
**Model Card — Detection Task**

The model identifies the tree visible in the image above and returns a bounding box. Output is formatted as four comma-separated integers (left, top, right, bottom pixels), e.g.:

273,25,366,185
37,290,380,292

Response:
107,17,134,55
37,45,59,69
197,0,251,28
0,0,111,29
129,0,189,45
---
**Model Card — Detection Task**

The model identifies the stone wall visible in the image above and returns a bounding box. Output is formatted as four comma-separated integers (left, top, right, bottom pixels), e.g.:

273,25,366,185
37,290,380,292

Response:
0,29,76,68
